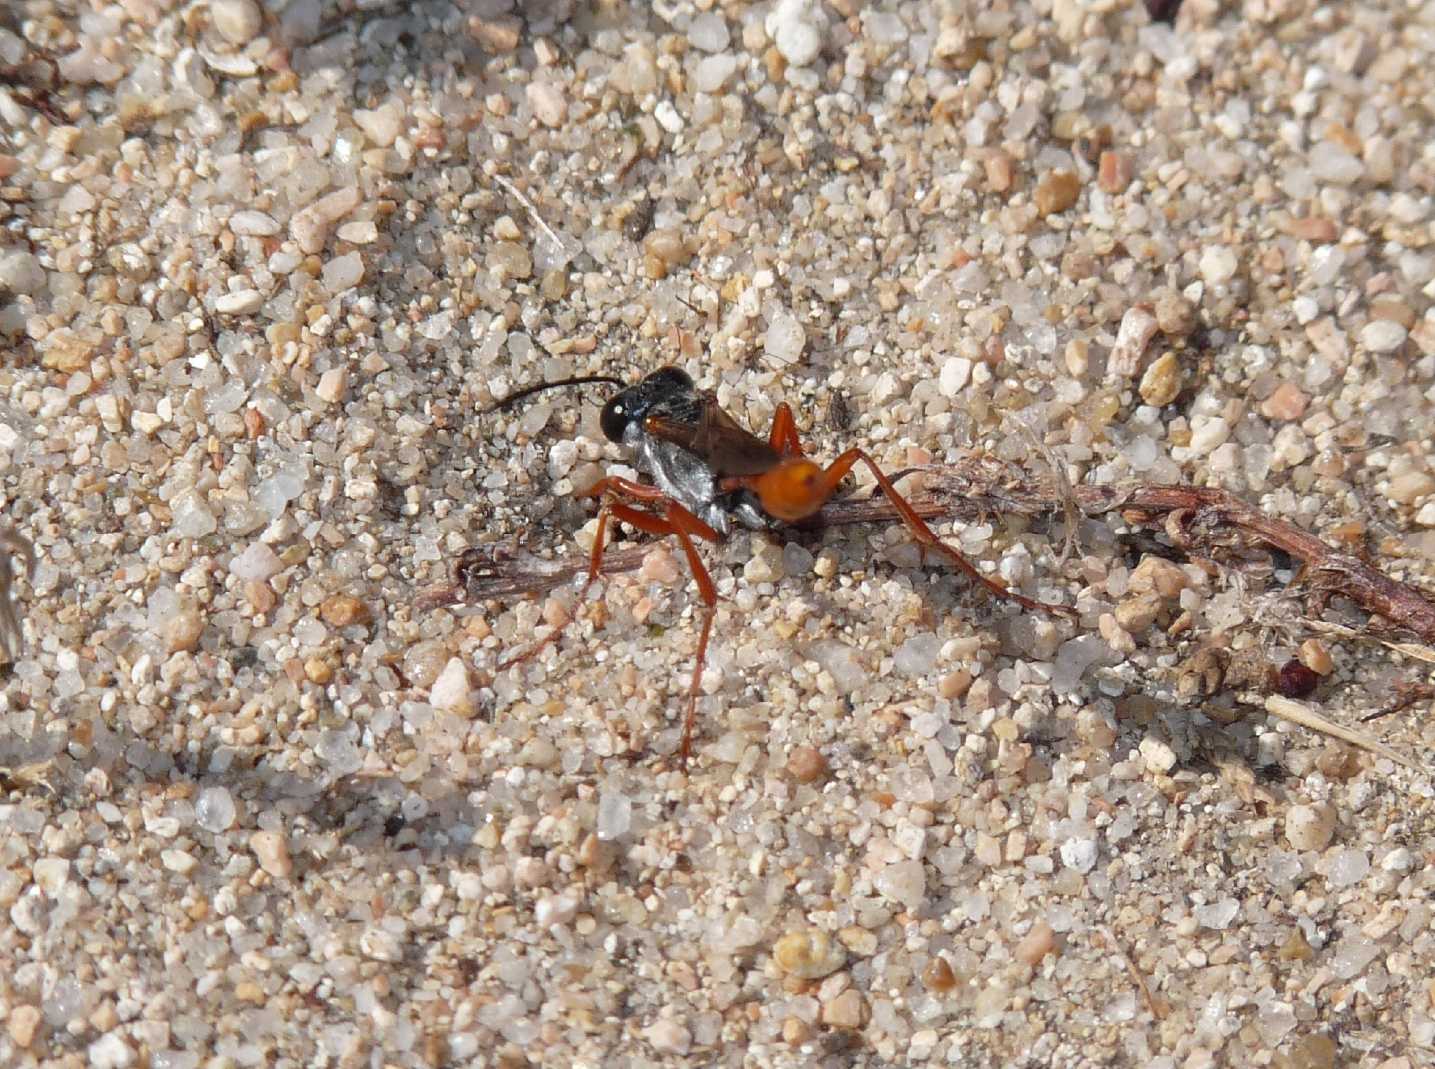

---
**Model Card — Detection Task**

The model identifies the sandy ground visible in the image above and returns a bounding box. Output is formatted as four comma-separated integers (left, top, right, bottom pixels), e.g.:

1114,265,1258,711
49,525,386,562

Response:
2,0,1434,1066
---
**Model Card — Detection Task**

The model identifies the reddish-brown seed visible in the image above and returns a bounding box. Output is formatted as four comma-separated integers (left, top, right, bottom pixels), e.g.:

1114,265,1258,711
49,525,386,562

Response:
1276,659,1318,698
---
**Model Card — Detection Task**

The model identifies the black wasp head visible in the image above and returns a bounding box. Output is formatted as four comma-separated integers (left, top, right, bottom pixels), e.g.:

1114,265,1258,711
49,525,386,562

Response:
599,366,694,443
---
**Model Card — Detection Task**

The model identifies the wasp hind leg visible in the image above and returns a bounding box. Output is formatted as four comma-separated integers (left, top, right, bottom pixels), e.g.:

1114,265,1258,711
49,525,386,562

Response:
502,478,723,767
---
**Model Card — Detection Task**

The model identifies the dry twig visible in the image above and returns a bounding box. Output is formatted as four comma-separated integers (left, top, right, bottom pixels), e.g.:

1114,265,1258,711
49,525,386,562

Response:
424,459,1435,651
1263,695,1416,769
1303,618,1435,666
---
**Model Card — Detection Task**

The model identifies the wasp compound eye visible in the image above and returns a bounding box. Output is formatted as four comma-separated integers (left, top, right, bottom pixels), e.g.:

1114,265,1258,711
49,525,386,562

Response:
600,399,629,443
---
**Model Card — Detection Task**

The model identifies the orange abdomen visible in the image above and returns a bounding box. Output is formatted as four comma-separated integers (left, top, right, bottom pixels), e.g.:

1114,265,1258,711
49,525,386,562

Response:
755,459,827,522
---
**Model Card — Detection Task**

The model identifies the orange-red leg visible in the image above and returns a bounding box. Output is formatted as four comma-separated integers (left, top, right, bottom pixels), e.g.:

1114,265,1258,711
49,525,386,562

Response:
502,476,723,765
766,402,805,457
578,473,671,505
817,450,1074,616
595,497,721,765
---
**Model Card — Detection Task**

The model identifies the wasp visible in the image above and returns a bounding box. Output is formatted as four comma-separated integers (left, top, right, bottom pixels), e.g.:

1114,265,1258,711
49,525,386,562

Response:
488,367,1072,765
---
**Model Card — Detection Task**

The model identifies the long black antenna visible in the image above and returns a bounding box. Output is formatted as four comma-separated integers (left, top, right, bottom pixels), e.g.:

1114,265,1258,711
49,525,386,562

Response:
485,374,626,413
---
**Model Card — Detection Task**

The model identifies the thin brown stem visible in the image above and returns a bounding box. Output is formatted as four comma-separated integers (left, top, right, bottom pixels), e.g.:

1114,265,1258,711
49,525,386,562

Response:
421,459,1435,648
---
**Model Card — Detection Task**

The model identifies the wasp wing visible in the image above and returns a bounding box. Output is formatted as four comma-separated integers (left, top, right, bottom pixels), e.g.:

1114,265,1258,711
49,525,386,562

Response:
643,396,781,477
